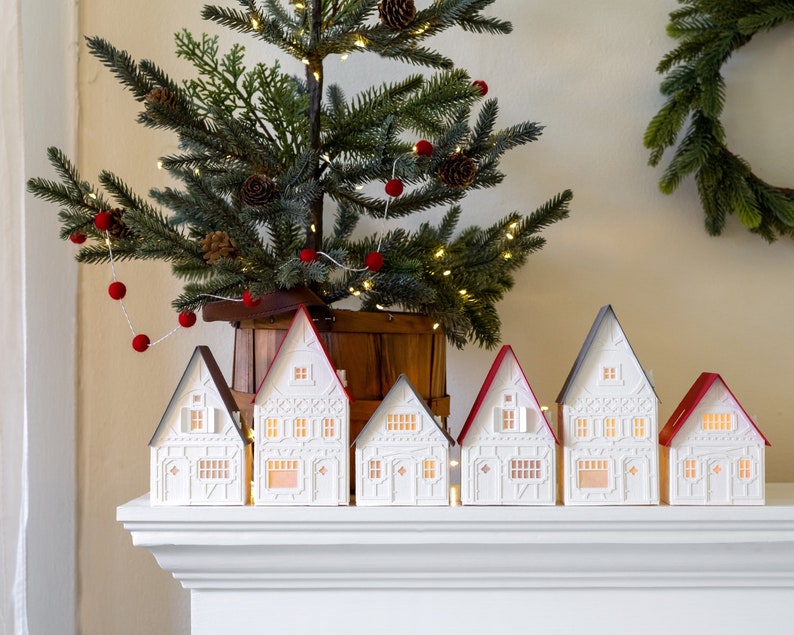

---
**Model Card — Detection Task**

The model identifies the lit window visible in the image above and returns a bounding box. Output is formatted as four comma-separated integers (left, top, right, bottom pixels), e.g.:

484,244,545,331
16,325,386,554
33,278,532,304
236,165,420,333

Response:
368,459,382,480
702,413,734,431
294,418,308,438
602,366,617,381
510,458,541,480
198,458,230,481
738,459,752,479
190,409,205,432
502,409,516,431
575,418,589,438
323,418,336,438
604,418,617,438
386,413,417,432
684,459,697,479
633,418,646,438
266,418,279,438
423,459,437,480
577,459,609,489
293,366,309,381
267,459,299,489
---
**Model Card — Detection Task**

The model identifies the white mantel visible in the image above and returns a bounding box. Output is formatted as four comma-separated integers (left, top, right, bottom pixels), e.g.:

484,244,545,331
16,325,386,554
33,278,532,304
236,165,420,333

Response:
118,483,794,634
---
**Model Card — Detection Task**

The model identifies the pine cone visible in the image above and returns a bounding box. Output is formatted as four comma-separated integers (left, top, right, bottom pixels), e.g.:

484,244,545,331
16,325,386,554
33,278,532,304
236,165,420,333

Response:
200,231,239,265
241,174,279,206
144,86,178,109
437,153,477,189
107,208,133,240
378,0,416,31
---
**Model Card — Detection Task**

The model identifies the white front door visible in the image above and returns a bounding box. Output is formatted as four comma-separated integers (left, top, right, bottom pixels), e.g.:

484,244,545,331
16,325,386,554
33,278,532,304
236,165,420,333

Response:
623,456,648,503
474,458,500,504
313,458,337,505
391,458,415,504
707,457,730,504
163,457,189,504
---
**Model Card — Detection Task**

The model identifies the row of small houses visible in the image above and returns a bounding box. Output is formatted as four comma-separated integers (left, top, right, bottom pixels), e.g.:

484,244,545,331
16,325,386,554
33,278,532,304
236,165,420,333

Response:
149,304,769,507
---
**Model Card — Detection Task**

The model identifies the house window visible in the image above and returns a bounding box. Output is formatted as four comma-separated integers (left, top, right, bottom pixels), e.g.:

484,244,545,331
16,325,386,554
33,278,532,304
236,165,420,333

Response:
702,413,734,431
632,417,646,438
323,418,336,439
267,459,299,489
294,418,308,438
266,418,279,439
293,366,309,381
198,458,230,481
502,409,516,431
604,418,618,438
386,413,417,432
423,459,437,480
368,459,382,480
684,459,697,479
575,418,589,438
503,393,515,407
577,459,609,489
602,366,617,381
510,458,542,480
738,459,752,479
190,409,206,432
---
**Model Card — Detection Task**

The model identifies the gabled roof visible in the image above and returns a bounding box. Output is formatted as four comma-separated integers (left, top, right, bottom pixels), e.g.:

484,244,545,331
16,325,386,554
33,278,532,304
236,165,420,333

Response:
556,304,658,403
457,345,558,445
659,372,770,447
149,345,250,446
353,374,455,447
252,304,352,403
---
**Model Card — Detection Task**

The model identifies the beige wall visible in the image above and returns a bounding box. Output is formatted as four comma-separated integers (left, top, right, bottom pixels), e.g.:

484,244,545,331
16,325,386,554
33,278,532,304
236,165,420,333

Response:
74,1,794,633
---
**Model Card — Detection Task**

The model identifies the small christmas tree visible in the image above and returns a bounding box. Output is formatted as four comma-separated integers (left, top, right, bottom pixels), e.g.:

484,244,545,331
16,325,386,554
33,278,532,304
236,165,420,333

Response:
28,0,571,348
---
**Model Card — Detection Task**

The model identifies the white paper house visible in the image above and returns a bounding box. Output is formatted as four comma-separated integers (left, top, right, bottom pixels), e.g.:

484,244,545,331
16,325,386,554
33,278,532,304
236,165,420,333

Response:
253,305,351,506
149,346,252,506
457,345,558,505
556,305,659,505
660,372,769,505
354,374,455,506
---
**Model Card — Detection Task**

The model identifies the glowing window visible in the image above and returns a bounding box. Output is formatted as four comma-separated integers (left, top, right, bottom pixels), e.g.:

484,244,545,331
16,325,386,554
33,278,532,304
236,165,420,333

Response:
190,409,205,432
684,459,697,479
267,459,299,489
368,459,382,480
739,459,752,479
510,458,541,480
577,459,609,489
502,409,516,431
323,418,336,438
266,418,279,438
702,413,734,431
602,366,617,381
294,418,308,438
633,417,646,438
423,459,437,480
386,413,417,432
604,418,617,438
575,418,589,438
293,366,309,381
198,458,230,481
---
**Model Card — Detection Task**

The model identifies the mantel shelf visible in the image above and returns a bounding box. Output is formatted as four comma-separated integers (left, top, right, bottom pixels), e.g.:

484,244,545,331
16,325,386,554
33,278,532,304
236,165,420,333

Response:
118,483,794,635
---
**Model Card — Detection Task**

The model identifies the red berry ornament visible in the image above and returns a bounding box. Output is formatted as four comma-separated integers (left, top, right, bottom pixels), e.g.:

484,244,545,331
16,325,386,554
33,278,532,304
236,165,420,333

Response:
69,231,87,244
299,248,319,263
414,140,433,157
108,281,127,300
94,211,112,231
364,251,384,272
242,289,261,308
385,178,404,197
472,80,488,96
178,311,197,328
132,334,150,352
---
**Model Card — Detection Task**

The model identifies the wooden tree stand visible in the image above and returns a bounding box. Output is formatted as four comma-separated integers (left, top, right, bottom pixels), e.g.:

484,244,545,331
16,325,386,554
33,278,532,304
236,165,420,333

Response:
203,291,450,486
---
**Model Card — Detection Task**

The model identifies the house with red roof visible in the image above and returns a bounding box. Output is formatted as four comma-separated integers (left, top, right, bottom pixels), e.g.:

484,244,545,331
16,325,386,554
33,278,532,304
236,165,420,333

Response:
149,346,252,506
354,374,454,506
252,305,351,505
457,345,558,505
660,372,769,505
556,305,660,505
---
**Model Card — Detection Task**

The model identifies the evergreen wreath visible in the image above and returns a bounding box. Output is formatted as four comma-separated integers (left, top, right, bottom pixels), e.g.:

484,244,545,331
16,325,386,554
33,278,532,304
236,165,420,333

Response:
644,0,794,241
